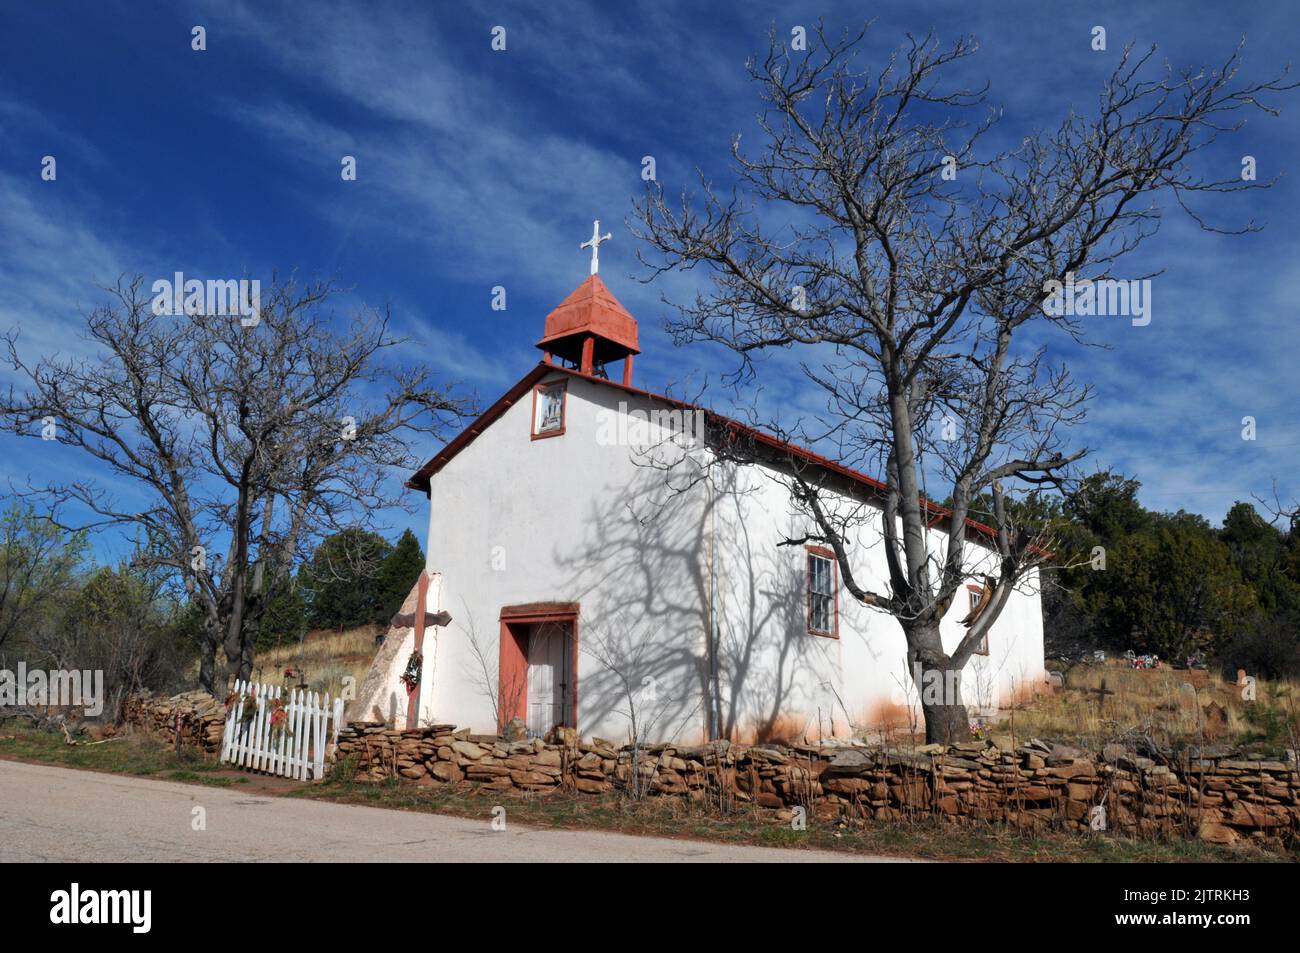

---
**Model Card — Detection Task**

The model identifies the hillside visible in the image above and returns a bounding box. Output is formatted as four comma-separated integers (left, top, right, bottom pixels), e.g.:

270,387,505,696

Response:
247,625,383,700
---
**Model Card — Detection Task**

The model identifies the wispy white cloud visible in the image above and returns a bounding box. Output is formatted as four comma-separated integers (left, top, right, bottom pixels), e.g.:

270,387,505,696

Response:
1,0,1295,535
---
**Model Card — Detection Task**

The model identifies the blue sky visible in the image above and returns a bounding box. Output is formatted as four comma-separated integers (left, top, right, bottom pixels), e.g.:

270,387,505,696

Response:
1,0,1297,561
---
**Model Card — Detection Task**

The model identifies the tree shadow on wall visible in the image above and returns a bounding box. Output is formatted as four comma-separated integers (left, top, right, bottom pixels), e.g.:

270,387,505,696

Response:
549,428,830,745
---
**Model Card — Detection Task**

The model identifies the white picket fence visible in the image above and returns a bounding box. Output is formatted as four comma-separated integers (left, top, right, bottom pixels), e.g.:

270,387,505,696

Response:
220,680,345,780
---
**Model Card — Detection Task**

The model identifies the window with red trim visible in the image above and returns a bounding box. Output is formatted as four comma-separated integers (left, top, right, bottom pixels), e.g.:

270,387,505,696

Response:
806,549,837,637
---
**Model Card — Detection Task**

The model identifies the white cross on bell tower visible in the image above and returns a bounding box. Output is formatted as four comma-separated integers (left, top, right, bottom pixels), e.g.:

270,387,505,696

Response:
580,219,612,275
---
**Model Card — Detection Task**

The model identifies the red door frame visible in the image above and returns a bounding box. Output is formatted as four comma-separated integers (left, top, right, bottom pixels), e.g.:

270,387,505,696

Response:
498,602,580,734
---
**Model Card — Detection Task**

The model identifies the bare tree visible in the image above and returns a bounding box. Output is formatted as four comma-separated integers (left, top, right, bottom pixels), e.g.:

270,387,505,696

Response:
1,275,467,693
459,612,527,735
634,24,1295,741
582,617,700,799
1258,482,1300,533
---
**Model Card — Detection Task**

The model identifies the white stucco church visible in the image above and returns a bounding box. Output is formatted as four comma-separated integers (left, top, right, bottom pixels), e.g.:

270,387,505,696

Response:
352,226,1045,745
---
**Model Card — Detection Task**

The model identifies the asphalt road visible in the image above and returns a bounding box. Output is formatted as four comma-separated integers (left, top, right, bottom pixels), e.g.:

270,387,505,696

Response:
0,760,909,863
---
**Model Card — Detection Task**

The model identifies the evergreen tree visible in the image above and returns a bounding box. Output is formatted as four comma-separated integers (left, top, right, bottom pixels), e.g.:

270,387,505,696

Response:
1220,501,1300,614
255,577,309,651
1041,474,1284,666
1095,514,1254,660
302,529,391,630
373,529,425,624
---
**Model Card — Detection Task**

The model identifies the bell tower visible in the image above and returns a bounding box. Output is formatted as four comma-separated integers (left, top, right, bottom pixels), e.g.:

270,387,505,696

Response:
536,219,639,385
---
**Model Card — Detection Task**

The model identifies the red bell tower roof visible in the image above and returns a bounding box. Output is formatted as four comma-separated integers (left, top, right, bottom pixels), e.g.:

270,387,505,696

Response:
535,275,639,381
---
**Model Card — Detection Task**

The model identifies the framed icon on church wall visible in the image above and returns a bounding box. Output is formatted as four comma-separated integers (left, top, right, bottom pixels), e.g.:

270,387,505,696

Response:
532,380,567,438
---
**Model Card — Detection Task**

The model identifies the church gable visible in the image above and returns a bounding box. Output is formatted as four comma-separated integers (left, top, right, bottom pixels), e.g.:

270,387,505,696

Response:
378,228,1044,743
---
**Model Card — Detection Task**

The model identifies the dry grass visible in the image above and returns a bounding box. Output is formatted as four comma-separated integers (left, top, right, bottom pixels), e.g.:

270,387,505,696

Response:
249,625,382,698
993,659,1299,753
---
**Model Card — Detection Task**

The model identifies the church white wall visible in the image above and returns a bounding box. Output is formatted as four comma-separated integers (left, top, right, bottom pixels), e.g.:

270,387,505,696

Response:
417,371,1045,745
419,373,712,744
710,461,1046,741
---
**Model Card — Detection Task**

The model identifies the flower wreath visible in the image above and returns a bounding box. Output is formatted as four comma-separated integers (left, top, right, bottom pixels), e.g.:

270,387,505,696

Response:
223,690,258,736
268,695,292,738
225,690,256,716
401,650,423,692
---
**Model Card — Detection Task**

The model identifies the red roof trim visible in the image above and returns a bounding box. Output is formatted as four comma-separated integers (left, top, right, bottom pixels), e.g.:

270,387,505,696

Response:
406,364,1031,553
404,365,549,491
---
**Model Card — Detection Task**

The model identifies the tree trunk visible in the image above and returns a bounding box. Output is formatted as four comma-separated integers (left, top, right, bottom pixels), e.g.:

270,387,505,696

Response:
921,691,968,745
905,624,969,745
198,618,218,696
223,633,242,687
238,624,256,682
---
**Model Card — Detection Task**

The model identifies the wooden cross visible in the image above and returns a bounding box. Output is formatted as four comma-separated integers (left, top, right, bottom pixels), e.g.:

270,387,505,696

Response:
406,571,430,729
1088,678,1115,713
580,219,612,275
